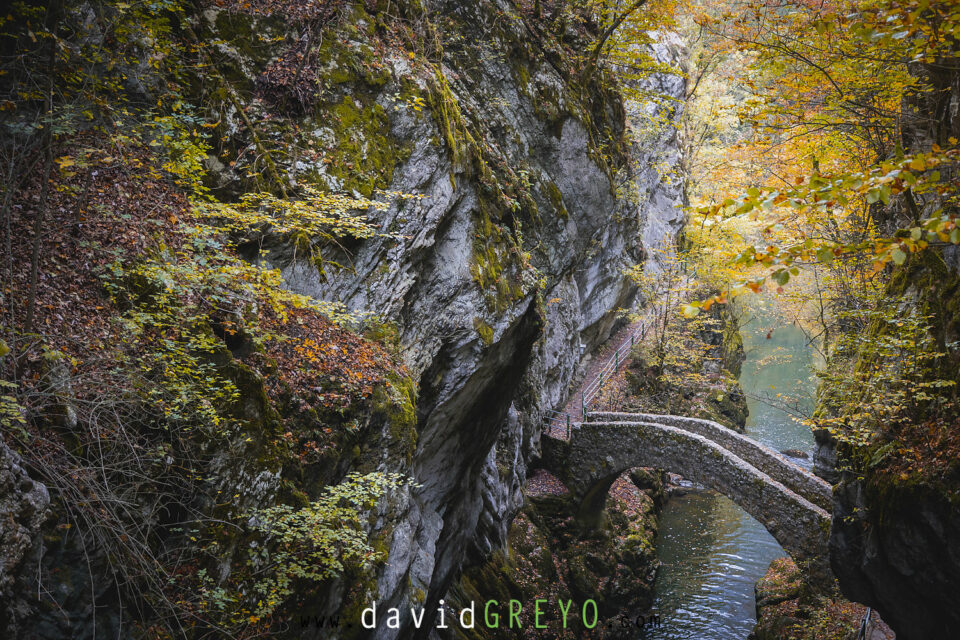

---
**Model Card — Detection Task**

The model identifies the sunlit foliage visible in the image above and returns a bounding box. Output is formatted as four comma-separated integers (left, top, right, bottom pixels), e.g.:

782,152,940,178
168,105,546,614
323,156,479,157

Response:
679,0,960,468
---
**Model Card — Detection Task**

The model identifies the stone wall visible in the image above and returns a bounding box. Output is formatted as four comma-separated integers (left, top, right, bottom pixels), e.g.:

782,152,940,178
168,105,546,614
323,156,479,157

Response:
589,412,832,510
542,420,832,587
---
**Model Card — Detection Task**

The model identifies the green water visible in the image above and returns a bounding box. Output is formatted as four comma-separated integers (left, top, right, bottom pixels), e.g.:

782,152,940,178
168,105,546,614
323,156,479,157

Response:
642,300,817,639
738,303,818,467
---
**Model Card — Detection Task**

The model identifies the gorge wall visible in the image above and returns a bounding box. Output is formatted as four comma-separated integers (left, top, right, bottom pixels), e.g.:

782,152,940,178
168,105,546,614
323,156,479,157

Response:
815,56,960,640
821,256,960,640
0,1,686,638
253,6,688,636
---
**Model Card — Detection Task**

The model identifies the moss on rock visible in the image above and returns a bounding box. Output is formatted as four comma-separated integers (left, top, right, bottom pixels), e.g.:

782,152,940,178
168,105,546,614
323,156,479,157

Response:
371,372,419,464
473,318,494,346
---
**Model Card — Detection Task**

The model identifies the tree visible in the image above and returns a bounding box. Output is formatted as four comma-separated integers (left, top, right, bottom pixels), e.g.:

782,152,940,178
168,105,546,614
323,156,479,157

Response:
680,0,960,459
683,0,960,311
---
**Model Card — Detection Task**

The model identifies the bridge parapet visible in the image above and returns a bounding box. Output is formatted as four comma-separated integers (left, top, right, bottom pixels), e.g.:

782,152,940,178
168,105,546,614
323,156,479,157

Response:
587,411,833,511
539,419,834,590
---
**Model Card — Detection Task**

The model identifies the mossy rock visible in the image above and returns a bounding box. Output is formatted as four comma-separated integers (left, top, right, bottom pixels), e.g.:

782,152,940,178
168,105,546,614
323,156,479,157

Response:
371,372,419,464
543,180,569,219
473,317,494,346
315,94,413,196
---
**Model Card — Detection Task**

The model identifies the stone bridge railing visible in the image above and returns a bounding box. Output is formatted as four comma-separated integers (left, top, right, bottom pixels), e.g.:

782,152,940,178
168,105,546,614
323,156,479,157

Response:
587,411,833,511
539,413,834,589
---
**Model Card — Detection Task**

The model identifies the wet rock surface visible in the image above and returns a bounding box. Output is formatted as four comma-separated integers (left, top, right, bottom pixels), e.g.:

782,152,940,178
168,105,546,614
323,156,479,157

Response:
0,443,50,636
829,475,960,640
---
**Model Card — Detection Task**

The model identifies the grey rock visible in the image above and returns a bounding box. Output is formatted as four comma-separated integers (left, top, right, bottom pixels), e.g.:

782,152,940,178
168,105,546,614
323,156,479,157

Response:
812,427,840,484
0,443,50,636
830,474,960,640
264,27,688,640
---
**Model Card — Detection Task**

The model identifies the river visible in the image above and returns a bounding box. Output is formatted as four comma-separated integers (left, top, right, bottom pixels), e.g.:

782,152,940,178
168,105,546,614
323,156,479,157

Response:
641,300,817,639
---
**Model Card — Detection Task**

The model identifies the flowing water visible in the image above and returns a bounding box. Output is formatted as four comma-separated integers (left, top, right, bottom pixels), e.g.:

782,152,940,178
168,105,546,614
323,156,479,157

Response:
641,301,817,639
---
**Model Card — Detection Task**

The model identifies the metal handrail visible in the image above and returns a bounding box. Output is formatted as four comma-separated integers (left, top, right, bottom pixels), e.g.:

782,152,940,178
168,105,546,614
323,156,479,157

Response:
580,321,645,411
543,408,573,439
543,319,647,439
856,608,872,640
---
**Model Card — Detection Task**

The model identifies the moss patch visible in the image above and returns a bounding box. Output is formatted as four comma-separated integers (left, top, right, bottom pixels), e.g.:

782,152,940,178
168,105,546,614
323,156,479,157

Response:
544,180,569,219
371,372,419,464
752,557,865,640
318,94,412,196
473,317,494,346
469,206,527,313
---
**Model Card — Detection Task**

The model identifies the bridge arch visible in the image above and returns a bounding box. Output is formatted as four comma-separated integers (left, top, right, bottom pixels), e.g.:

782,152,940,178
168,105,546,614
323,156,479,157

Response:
539,417,833,587
587,412,833,511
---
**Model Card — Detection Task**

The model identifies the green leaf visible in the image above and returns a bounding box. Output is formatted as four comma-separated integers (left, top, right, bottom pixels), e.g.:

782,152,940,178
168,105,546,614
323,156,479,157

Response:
878,184,892,205
816,247,835,264
681,304,701,318
891,248,907,265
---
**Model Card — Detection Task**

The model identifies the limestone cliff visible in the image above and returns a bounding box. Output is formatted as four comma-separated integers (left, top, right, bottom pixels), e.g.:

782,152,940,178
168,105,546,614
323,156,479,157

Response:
0,1,686,638
251,8,687,635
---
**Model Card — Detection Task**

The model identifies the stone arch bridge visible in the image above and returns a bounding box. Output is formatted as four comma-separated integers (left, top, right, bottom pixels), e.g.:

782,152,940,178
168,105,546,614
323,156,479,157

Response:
539,411,834,587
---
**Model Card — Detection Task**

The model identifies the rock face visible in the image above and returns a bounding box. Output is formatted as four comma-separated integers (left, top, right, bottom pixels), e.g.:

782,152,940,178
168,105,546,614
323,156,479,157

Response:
0,443,49,636
813,54,960,640
812,428,840,484
816,256,960,640
749,556,882,640
0,2,687,637
251,9,688,638
626,32,687,274
829,476,960,640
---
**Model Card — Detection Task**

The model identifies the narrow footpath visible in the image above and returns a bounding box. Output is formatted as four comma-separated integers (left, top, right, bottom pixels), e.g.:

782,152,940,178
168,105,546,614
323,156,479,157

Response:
531,317,645,496
555,318,645,429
